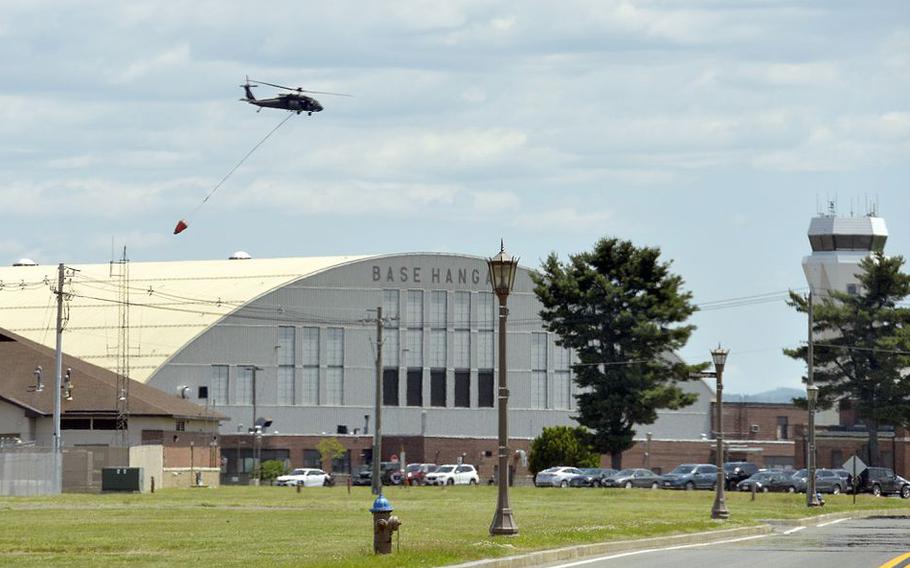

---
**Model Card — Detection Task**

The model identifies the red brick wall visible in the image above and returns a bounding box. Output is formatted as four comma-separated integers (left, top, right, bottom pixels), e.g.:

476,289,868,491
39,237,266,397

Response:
719,403,808,441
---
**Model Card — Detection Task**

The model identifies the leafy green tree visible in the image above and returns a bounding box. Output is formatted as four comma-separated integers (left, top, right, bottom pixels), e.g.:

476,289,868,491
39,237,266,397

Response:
316,437,347,472
259,459,286,484
528,426,600,475
532,237,703,469
786,252,910,465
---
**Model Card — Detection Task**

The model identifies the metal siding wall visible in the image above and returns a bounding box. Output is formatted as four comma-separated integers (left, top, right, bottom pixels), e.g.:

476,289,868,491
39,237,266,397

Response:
149,254,709,440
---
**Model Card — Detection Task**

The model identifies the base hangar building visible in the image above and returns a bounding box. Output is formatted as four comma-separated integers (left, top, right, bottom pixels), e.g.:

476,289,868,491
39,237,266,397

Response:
0,252,715,483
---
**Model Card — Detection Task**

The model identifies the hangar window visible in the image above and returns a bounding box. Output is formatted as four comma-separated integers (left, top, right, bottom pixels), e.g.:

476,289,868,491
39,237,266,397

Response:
278,326,295,365
477,331,494,369
478,370,494,408
325,368,344,406
277,367,295,405
326,328,344,366
454,371,470,408
211,365,228,406
454,291,470,329
453,331,470,369
477,293,494,329
431,370,446,407
236,366,253,405
383,368,400,406
324,328,344,405
303,327,320,365
430,291,447,328
383,290,400,324
405,330,423,367
553,371,570,410
407,369,423,406
278,326,296,405
302,368,319,405
382,330,399,367
407,290,424,328
430,330,446,368
553,346,572,410
530,333,548,409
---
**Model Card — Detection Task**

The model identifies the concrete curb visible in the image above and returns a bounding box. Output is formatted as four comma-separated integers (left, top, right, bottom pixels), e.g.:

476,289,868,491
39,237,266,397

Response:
443,525,772,568
444,509,910,568
764,508,910,528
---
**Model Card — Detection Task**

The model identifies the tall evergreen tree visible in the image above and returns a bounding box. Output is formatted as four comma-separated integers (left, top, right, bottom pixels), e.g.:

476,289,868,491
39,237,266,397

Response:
532,238,703,469
786,252,910,465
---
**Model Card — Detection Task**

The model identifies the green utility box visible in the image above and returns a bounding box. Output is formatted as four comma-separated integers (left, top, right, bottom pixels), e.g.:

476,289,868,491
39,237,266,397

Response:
102,467,144,492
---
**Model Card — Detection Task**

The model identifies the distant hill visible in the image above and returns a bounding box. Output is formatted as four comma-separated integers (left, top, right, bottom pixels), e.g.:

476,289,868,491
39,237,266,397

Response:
730,387,804,404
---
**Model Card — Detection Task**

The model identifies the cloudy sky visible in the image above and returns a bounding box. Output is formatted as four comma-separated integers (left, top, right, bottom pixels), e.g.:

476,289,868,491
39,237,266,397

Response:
1,1,908,394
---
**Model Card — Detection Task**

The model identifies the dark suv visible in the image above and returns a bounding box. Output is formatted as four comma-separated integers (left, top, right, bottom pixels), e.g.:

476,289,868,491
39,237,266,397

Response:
724,462,759,490
352,462,403,486
857,467,910,498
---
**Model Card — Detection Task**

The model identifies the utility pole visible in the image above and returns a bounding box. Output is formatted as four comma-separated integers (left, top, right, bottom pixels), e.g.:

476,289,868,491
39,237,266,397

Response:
371,306,383,496
807,291,820,506
53,263,65,493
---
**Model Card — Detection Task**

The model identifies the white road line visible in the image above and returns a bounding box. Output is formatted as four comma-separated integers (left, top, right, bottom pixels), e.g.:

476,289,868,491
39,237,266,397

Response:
816,518,849,528
783,526,806,535
549,534,771,568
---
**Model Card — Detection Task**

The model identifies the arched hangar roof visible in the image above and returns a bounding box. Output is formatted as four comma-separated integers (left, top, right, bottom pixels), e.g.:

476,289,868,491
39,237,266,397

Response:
0,255,373,383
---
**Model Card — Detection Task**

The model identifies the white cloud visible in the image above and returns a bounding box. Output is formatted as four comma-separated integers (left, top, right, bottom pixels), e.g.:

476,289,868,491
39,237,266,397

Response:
752,112,910,172
115,44,191,83
0,178,204,217
471,191,520,211
513,207,612,233
224,180,461,216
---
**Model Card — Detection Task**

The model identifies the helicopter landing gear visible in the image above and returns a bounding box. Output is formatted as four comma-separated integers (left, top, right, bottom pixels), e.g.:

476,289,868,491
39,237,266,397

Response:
307,111,312,116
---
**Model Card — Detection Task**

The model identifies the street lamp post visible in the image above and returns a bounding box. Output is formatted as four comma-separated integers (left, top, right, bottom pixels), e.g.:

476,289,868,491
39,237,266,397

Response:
645,432,652,471
710,346,729,520
693,346,730,519
806,291,821,507
806,383,820,506
488,241,519,536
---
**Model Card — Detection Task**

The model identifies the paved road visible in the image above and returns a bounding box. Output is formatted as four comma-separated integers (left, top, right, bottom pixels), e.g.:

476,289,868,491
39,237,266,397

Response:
544,516,910,568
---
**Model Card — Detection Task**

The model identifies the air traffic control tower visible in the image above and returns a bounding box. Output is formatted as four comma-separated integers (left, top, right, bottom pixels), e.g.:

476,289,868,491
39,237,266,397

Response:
802,206,888,296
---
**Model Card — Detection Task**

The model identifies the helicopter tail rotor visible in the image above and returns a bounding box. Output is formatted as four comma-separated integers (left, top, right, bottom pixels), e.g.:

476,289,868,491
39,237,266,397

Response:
240,75,258,101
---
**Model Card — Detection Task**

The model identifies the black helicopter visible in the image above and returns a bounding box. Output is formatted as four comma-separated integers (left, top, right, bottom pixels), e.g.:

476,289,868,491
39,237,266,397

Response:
240,77,351,115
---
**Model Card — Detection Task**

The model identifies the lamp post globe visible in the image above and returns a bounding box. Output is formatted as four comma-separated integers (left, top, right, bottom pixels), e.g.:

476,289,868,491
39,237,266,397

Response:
488,240,519,536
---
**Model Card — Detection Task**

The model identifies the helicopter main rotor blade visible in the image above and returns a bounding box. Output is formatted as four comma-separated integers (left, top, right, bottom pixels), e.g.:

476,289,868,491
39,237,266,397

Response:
300,89,353,97
250,79,300,91
250,79,352,97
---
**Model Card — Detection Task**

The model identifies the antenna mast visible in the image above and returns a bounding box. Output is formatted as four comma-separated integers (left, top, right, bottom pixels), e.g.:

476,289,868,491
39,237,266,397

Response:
111,247,131,446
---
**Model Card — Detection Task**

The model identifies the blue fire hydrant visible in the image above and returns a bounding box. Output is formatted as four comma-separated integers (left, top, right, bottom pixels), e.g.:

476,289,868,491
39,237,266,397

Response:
370,494,401,554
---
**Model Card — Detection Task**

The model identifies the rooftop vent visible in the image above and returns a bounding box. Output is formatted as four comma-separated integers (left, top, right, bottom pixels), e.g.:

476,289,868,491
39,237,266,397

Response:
12,258,38,267
229,251,252,260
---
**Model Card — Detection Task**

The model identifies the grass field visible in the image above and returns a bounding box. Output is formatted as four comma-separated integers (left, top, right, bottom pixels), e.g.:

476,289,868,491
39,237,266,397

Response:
1,485,908,567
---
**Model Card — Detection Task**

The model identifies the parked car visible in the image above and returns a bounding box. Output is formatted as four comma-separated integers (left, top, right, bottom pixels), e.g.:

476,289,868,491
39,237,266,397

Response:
424,464,480,486
724,462,759,490
736,470,789,493
602,468,662,489
351,462,403,486
274,468,330,487
856,467,910,498
568,468,618,487
815,468,848,494
774,469,808,493
405,463,437,486
534,467,585,487
830,469,855,493
659,464,718,490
